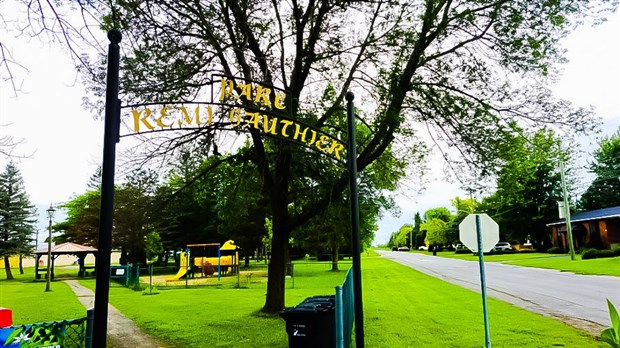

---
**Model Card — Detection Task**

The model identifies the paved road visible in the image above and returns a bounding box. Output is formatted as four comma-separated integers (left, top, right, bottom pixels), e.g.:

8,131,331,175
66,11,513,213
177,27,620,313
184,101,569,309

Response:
377,250,620,334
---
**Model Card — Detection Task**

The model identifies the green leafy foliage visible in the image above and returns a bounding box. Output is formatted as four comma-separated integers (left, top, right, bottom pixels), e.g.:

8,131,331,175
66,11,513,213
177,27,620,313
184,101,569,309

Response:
579,128,620,211
547,246,564,254
479,128,564,246
145,231,163,261
56,169,159,263
423,218,449,246
581,248,617,260
602,299,620,348
448,197,478,244
79,0,609,313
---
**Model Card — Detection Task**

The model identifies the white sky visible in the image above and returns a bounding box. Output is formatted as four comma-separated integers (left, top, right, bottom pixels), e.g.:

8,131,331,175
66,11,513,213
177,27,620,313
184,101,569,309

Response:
0,10,618,245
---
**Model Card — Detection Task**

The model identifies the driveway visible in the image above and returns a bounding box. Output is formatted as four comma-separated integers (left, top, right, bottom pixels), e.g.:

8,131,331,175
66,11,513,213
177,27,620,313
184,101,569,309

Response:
377,250,620,334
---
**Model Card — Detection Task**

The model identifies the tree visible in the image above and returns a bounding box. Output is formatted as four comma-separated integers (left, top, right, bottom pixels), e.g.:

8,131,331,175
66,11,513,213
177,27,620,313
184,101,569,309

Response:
63,0,606,313
422,218,449,247
57,169,160,263
579,128,620,210
448,197,477,243
480,128,564,246
145,231,164,262
424,208,452,224
87,166,102,190
412,212,425,248
0,162,37,279
55,189,101,246
392,224,413,247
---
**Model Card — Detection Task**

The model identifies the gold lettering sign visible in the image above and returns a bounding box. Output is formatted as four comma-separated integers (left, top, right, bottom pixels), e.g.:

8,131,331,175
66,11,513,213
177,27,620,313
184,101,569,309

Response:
123,76,343,162
218,77,286,110
127,104,346,161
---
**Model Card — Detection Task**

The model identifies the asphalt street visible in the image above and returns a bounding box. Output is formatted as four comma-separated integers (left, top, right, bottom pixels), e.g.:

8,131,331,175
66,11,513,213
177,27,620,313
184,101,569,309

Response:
376,250,620,333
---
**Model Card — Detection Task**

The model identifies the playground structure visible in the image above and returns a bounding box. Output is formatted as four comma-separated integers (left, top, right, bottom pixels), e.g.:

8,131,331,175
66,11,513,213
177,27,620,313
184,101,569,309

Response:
166,240,239,282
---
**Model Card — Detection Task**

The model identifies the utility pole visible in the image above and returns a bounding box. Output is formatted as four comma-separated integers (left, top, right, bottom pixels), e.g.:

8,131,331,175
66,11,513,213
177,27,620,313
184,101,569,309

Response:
559,159,576,260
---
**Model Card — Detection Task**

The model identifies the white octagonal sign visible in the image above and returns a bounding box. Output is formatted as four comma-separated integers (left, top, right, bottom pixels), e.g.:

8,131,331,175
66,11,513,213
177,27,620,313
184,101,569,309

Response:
459,214,499,253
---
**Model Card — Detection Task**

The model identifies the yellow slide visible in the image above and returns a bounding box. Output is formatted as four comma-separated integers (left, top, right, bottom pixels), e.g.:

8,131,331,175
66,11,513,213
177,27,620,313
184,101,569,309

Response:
166,251,189,281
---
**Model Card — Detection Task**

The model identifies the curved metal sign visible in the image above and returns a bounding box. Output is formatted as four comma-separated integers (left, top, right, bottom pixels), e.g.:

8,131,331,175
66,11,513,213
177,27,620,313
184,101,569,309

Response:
120,75,347,163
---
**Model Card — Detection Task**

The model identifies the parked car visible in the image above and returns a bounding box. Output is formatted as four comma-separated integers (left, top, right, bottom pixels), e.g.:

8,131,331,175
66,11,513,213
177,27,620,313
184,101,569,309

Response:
397,246,410,252
492,242,512,251
418,245,428,251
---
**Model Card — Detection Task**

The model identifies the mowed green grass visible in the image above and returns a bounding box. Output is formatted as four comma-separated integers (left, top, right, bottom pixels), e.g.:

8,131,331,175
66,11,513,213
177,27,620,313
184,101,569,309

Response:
80,262,348,347
0,268,86,324
362,254,603,347
76,254,603,347
431,250,620,276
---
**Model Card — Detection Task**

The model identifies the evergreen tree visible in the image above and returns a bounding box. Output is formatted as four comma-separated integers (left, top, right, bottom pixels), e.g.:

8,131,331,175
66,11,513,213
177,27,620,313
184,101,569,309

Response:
86,165,102,190
0,162,37,279
412,212,425,248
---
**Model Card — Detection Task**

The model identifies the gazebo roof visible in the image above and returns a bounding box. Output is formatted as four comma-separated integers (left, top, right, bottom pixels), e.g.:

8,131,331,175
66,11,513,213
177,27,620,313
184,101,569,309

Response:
34,242,97,255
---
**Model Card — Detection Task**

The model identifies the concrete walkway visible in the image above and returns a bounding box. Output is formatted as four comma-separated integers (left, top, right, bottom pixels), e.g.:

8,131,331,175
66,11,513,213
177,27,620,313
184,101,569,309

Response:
64,280,166,347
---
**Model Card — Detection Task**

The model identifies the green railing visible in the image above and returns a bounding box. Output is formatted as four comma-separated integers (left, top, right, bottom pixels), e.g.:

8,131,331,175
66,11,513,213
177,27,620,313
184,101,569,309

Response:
0,311,93,348
335,268,354,348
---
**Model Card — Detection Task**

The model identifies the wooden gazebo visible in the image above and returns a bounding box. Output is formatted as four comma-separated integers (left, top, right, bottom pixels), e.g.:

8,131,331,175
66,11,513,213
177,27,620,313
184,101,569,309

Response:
34,242,98,279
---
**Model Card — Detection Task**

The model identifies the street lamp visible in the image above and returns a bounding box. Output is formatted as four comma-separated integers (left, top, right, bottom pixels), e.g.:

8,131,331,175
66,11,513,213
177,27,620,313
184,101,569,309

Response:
45,204,56,292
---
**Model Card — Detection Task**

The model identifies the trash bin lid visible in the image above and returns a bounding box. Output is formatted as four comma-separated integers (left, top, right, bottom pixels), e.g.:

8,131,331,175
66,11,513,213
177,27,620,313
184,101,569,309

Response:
303,295,335,306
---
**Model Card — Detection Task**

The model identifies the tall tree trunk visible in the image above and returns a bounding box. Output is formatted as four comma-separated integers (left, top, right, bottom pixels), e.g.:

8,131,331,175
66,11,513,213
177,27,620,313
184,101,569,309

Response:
263,219,289,313
331,247,339,271
4,256,13,280
19,254,24,274
262,175,291,314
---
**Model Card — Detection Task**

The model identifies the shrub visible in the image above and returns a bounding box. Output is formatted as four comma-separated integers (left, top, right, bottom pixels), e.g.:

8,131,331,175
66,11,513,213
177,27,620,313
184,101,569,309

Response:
576,247,586,255
547,246,564,254
581,248,599,260
454,249,470,254
598,250,615,259
613,248,620,257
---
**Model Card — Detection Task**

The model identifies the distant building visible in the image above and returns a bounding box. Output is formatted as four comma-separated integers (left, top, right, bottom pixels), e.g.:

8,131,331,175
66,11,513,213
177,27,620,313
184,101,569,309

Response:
547,206,620,250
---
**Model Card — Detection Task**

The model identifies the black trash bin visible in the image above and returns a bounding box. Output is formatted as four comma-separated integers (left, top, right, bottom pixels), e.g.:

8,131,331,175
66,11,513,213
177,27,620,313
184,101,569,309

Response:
280,295,336,348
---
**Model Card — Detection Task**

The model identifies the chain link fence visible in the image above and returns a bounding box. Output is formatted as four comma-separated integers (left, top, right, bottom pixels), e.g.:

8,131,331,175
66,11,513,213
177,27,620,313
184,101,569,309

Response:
0,316,90,348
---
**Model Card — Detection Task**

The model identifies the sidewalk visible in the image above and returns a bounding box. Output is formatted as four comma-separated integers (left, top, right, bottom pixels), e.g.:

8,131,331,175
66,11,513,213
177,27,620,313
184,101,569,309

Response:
64,280,167,348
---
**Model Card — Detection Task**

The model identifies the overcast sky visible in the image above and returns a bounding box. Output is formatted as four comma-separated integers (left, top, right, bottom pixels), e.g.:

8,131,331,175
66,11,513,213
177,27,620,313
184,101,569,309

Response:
1,10,618,246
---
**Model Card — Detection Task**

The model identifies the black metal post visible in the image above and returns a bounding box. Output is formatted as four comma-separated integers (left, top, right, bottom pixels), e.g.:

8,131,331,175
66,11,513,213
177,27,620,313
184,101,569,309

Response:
346,92,364,347
85,308,94,348
93,29,122,347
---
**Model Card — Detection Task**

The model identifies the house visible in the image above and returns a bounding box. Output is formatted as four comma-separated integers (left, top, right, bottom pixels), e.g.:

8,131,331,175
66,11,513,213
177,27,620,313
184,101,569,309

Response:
547,206,620,250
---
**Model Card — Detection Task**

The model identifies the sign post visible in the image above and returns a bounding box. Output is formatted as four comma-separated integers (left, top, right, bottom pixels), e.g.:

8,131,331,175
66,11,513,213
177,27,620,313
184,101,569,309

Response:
93,29,122,347
346,92,364,348
459,213,499,348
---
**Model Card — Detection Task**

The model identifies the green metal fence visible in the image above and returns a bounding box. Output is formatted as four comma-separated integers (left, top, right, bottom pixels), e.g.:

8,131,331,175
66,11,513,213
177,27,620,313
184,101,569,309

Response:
335,268,354,348
0,315,91,348
110,264,141,289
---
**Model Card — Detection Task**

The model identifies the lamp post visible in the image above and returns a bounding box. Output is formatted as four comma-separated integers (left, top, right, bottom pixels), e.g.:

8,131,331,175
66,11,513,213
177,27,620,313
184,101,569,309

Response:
45,204,56,292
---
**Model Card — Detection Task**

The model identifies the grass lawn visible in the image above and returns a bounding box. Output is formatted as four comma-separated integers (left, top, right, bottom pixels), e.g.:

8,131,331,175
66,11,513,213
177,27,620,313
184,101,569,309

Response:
80,262,348,347
75,253,604,347
426,250,620,276
0,267,86,324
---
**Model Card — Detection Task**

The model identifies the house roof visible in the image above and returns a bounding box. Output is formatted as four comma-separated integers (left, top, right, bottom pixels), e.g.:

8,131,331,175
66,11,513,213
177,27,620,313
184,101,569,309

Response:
547,206,620,227
34,242,97,255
